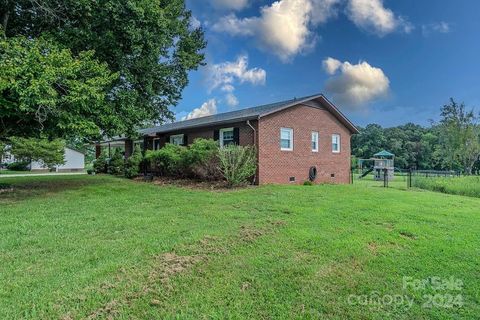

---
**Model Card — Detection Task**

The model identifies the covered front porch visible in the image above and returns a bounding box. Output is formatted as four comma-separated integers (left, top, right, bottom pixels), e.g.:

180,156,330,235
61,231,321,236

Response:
94,137,143,159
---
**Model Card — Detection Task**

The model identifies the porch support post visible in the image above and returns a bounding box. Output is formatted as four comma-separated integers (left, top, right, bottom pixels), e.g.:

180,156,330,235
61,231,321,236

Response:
95,144,101,159
125,139,133,159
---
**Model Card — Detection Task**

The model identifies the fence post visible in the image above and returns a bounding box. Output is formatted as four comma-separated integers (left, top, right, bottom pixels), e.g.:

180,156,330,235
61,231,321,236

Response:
408,168,412,188
383,168,388,188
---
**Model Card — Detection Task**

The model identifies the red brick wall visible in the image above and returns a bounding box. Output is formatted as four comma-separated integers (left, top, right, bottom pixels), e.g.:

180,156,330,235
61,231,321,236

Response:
257,103,352,184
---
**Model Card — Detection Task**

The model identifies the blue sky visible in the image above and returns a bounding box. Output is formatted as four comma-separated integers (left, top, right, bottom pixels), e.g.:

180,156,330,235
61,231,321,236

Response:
175,0,480,127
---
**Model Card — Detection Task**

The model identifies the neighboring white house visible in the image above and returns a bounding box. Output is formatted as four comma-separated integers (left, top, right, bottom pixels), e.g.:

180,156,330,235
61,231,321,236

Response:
2,147,85,172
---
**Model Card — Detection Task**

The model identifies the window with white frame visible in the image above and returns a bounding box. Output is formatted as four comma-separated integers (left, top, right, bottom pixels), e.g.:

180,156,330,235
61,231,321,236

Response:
169,134,184,146
280,128,293,151
311,131,319,152
220,128,234,147
332,134,340,153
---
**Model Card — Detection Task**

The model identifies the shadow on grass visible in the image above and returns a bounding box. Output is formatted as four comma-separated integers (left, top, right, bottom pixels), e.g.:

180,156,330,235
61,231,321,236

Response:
0,175,110,203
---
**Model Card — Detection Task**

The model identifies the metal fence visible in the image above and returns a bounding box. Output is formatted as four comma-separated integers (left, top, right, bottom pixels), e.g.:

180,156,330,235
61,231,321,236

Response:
353,167,463,189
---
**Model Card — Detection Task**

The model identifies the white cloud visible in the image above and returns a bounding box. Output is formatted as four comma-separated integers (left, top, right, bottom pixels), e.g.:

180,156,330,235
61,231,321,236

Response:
182,99,217,120
311,0,342,25
207,55,266,92
346,0,412,36
322,57,342,75
212,0,340,61
221,84,235,92
210,0,249,11
225,93,239,107
422,22,450,36
323,58,390,109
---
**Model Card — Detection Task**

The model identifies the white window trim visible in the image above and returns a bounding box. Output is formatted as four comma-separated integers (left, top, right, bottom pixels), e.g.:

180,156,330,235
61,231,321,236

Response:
169,134,184,145
332,134,341,153
219,127,234,147
312,131,319,152
280,127,294,151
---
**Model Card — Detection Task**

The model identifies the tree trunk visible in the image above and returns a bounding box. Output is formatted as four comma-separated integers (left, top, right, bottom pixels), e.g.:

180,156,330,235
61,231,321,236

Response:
1,10,9,37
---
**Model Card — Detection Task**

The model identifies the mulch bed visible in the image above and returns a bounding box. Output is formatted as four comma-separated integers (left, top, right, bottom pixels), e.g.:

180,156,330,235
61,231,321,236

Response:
134,176,252,191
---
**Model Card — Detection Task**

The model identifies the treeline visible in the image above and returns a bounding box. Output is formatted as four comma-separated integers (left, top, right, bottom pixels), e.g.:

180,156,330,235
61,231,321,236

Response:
352,99,480,174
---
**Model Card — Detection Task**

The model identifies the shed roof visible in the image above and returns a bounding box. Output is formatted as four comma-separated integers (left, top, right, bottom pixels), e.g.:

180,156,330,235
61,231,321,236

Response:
139,93,359,135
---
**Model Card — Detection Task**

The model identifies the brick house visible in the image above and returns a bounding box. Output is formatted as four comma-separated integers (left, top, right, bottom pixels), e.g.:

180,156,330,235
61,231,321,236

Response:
98,94,358,184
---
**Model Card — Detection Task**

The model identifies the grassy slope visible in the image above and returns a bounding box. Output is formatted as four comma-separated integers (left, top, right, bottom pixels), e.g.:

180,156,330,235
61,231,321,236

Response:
0,176,478,319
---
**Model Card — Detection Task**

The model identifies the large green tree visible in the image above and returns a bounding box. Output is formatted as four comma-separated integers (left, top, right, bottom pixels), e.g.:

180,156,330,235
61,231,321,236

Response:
1,0,205,139
436,99,480,174
0,36,117,139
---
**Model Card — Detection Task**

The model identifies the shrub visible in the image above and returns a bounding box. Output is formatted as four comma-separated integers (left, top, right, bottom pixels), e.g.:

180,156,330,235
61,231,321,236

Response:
303,180,314,186
145,143,187,176
185,138,220,179
218,145,257,187
108,149,124,175
93,152,108,173
6,161,29,171
125,145,143,178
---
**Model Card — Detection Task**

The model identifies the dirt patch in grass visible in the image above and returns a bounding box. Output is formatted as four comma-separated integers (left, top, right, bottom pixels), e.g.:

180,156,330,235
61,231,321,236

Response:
399,230,417,240
240,220,286,243
75,221,287,319
86,299,120,320
368,242,378,254
150,252,205,285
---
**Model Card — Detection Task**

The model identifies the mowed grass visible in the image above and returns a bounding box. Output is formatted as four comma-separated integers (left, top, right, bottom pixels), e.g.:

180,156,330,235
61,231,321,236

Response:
0,176,479,319
413,175,480,198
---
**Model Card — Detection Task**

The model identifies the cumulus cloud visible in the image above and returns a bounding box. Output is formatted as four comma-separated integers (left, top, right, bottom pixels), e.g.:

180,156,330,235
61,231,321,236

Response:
322,57,342,75
346,0,412,36
207,55,266,92
182,99,217,120
212,0,341,61
422,22,450,36
323,57,390,109
225,93,239,107
204,55,265,108
210,0,249,11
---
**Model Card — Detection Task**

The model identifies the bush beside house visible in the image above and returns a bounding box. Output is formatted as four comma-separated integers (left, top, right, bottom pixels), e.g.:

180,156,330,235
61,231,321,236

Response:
125,146,143,178
94,138,256,186
145,138,256,186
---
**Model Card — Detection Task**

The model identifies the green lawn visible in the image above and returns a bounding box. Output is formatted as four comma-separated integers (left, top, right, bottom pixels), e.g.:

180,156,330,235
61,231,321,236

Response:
412,175,480,198
0,176,478,319
0,170,34,175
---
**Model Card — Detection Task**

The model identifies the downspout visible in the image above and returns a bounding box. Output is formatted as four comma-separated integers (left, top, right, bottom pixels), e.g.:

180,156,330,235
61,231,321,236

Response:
246,120,258,185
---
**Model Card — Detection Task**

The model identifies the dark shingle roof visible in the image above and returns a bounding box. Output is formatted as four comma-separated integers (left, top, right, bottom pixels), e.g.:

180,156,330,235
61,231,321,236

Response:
139,93,358,135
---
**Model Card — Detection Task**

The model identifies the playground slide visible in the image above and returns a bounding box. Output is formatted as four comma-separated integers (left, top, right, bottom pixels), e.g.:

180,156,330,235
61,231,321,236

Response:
359,167,374,179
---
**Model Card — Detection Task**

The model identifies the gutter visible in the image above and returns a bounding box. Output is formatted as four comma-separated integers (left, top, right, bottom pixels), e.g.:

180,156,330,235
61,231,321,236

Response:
246,119,258,185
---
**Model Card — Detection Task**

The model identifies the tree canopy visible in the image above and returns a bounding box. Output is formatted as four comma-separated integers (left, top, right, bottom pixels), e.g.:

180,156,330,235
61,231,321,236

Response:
0,36,116,139
1,0,205,140
352,99,480,174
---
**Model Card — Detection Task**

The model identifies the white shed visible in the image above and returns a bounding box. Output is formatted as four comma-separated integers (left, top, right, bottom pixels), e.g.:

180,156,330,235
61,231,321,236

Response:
31,147,85,172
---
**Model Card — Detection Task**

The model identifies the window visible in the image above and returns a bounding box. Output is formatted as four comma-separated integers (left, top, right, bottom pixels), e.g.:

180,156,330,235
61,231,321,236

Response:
169,134,184,146
220,128,234,147
311,131,319,152
280,128,293,151
153,138,160,150
332,134,341,153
